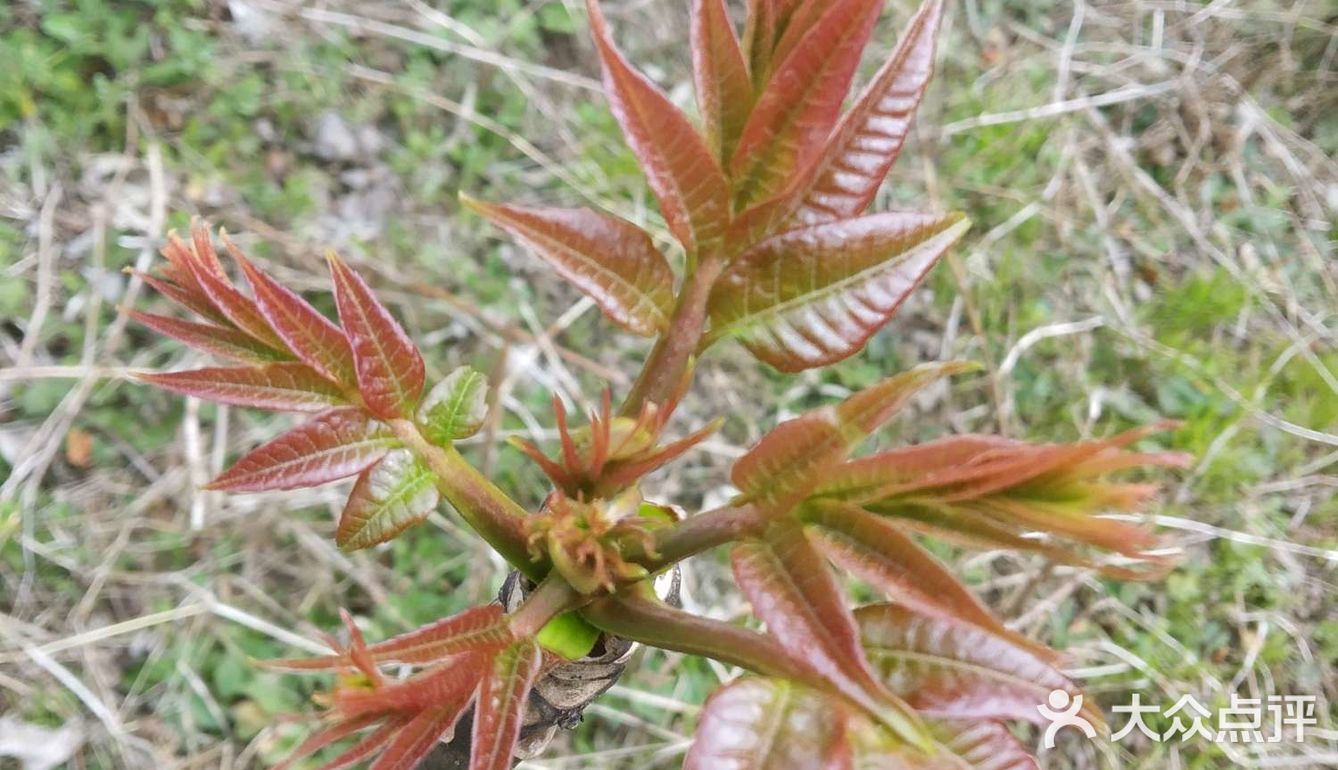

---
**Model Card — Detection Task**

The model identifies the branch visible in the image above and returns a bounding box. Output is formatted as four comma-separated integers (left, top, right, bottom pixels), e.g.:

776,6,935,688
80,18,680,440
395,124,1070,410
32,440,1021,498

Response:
389,419,543,581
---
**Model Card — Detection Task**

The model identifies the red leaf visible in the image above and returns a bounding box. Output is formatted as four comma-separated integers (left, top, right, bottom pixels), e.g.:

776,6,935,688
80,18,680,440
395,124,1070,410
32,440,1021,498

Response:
730,0,882,209
134,270,229,325
334,652,485,719
307,720,403,770
742,0,779,83
706,212,969,371
369,706,465,770
464,199,675,335
731,415,845,512
794,0,945,225
807,502,1053,660
855,603,1100,727
336,449,440,550
367,606,512,665
127,310,289,365
731,362,968,513
227,235,357,386
470,639,543,770
685,677,853,770
327,252,425,419
179,229,288,350
263,606,512,673
207,408,395,491
692,0,753,162
587,0,730,256
767,1,836,69
269,713,382,770
136,363,347,413
931,721,1039,770
732,521,929,749
821,427,1187,565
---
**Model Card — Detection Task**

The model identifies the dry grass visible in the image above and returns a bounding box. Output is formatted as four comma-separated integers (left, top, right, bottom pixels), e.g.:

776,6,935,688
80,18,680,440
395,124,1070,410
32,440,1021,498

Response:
1,1,1334,768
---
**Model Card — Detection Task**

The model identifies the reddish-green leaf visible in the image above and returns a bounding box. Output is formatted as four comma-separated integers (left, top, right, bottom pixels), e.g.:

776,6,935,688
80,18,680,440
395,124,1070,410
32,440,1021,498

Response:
269,714,382,770
930,722,1039,770
706,212,969,371
465,199,674,335
732,362,969,512
685,677,852,770
692,0,753,162
470,638,542,770
742,0,779,84
732,415,846,512
807,502,1049,658
127,310,289,365
307,720,403,770
817,428,1187,568
207,408,395,492
369,706,465,770
179,235,289,350
328,252,425,419
793,0,945,225
265,605,512,673
767,1,836,70
366,605,511,665
732,521,929,749
418,366,490,444
730,0,882,209
336,449,440,551
134,270,230,325
137,363,346,413
229,236,357,386
855,603,1099,726
587,0,730,256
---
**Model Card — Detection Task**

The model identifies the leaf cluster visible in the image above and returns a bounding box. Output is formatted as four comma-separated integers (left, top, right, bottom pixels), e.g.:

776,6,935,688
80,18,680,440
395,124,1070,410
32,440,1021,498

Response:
127,2,1190,768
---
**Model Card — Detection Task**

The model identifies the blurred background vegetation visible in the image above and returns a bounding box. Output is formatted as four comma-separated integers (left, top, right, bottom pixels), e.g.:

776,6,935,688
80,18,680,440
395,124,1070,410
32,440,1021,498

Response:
0,1,1334,768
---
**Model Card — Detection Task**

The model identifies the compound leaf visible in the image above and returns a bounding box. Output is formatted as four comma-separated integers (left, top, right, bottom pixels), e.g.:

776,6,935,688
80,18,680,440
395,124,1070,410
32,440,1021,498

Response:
587,0,730,256
807,502,1050,658
732,362,969,513
465,199,674,335
336,449,440,551
417,366,491,444
706,212,969,371
692,0,753,162
732,521,929,749
470,638,543,770
328,252,425,419
685,677,851,770
794,0,945,225
127,310,289,366
137,363,347,413
207,408,395,492
855,603,1098,727
731,0,881,209
230,237,357,386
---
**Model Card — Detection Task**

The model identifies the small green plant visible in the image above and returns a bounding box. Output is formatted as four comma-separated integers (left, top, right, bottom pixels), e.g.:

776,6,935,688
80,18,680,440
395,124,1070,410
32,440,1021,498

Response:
127,1,1189,767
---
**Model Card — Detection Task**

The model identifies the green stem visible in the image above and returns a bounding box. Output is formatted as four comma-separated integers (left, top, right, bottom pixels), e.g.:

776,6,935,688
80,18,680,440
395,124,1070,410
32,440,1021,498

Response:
390,419,544,582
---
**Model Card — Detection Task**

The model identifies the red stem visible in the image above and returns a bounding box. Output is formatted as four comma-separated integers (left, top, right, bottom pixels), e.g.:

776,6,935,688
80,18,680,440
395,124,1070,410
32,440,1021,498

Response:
620,258,724,417
580,589,809,681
